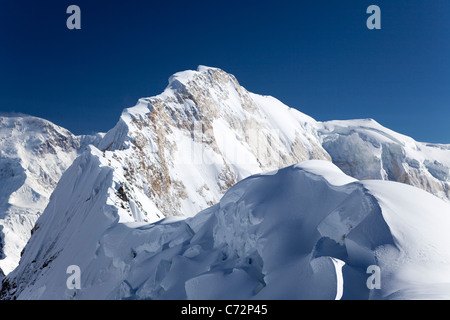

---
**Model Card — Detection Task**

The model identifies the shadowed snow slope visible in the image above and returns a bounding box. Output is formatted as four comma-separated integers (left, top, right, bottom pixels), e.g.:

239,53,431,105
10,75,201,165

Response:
0,115,102,275
3,160,450,300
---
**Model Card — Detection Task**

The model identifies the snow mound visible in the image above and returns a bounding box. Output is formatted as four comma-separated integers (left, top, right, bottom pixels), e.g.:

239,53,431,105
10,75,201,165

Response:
4,160,450,300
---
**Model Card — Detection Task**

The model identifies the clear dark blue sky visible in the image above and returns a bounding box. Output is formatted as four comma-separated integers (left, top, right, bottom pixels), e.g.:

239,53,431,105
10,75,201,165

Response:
0,1,449,143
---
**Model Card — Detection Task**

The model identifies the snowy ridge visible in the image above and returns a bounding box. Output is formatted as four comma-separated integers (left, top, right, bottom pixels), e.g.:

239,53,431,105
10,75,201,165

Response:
319,119,450,202
95,66,330,221
2,66,450,299
0,115,102,275
0,66,331,278
3,160,450,300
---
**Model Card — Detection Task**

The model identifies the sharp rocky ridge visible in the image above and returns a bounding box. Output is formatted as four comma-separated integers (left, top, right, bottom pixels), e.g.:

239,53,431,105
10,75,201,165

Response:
1,66,450,299
76,65,450,224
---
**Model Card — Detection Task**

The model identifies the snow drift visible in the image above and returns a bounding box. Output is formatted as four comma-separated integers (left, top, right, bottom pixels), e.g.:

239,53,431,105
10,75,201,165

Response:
3,160,450,300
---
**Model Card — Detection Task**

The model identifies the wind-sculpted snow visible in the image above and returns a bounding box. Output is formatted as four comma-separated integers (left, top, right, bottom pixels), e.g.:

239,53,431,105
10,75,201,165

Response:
3,160,450,300
2,66,450,299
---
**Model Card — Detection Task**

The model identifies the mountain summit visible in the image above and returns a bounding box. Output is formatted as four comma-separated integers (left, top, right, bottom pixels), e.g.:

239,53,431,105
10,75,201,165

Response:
93,66,331,222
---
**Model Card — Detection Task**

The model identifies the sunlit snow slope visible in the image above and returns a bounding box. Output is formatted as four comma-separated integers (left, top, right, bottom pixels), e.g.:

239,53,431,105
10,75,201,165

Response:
3,160,450,300
319,119,450,202
2,66,450,299
87,66,330,223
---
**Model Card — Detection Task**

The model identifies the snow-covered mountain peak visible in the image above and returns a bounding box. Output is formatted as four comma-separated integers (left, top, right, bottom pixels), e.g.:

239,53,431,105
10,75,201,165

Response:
2,66,450,299
4,159,450,300
166,65,234,91
0,114,101,275
0,115,78,155
96,66,330,221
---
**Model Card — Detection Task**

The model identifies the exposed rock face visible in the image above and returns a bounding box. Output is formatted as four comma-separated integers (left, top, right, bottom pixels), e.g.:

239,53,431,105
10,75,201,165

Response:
95,66,331,221
0,67,331,277
0,66,334,299
3,160,450,300
2,66,450,300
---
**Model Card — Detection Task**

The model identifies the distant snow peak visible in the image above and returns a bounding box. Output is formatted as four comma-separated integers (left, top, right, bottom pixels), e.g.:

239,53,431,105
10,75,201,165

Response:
0,115,100,275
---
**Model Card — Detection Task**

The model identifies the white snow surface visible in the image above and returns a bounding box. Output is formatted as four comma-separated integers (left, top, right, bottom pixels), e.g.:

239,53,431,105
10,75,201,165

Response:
363,180,450,299
319,119,450,202
3,160,450,300
0,115,102,275
2,66,450,300
92,66,330,223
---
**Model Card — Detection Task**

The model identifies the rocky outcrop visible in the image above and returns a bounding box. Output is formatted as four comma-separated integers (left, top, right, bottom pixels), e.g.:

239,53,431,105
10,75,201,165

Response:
0,115,102,274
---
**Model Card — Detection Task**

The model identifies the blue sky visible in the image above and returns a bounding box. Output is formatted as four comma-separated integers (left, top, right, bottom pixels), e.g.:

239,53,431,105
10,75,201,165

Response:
0,0,449,143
